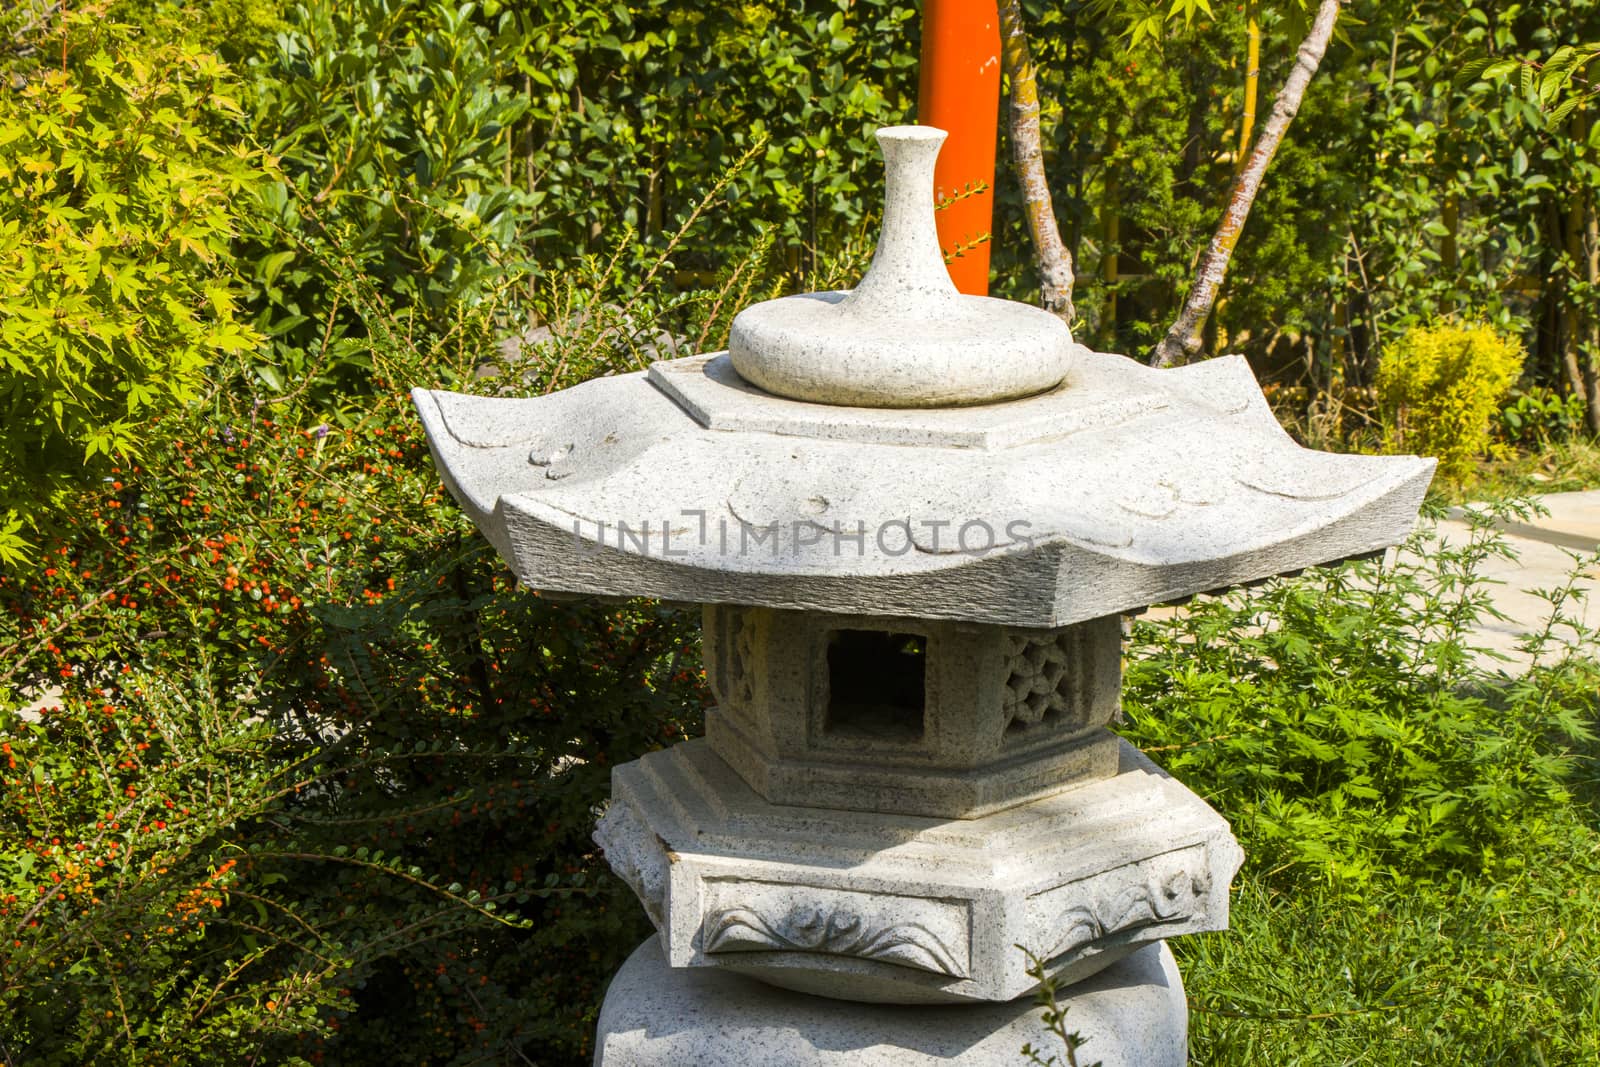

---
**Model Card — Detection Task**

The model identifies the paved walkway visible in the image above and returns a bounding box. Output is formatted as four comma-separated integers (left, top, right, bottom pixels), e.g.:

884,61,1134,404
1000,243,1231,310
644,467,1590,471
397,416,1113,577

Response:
1438,490,1600,669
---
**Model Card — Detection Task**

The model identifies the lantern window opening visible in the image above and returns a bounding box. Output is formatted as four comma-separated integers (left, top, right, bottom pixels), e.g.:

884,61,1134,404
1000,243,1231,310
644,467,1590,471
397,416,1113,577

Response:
823,629,928,743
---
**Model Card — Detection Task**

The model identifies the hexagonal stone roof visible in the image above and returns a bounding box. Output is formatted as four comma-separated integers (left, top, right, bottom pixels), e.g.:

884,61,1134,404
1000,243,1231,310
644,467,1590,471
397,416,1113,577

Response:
411,345,1433,627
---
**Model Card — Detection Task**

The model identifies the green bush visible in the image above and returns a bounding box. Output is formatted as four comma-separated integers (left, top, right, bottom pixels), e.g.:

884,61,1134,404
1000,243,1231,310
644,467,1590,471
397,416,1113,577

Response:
245,0,533,311
1499,384,1589,447
1120,501,1597,893
1375,322,1525,482
0,3,268,563
0,218,787,1062
228,0,537,409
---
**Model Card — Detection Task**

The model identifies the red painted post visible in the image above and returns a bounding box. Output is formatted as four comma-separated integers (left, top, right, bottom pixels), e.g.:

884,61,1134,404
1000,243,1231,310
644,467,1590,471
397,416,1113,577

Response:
917,0,1002,296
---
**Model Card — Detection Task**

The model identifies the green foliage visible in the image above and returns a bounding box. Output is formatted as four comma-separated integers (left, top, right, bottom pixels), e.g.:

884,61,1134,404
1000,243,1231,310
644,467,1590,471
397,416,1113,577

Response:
1115,515,1599,1062
1458,436,1600,504
0,192,789,1062
1120,501,1596,893
503,0,916,270
1176,844,1600,1064
1466,40,1600,125
1083,0,1316,52
1376,322,1524,481
248,0,533,311
211,0,916,410
1343,4,1550,342
0,666,341,1064
993,2,1364,362
1062,504,1600,1063
237,0,537,405
0,3,267,561
1499,384,1589,447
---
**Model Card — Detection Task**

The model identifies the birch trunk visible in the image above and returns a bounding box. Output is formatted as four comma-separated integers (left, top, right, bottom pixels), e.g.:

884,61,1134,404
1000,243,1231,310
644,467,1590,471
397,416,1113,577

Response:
1152,0,1343,368
997,0,1075,325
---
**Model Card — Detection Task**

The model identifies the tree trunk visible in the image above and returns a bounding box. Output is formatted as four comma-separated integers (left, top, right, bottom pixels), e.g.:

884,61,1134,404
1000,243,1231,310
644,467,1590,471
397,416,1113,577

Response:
1562,176,1585,402
1151,0,1343,369
1585,152,1600,436
1102,132,1121,337
1536,203,1561,388
997,0,1075,325
1584,203,1600,437
1441,193,1459,273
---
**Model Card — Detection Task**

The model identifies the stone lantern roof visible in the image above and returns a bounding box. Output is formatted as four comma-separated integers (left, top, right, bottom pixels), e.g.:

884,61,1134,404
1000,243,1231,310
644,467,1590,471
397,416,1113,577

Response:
413,129,1432,628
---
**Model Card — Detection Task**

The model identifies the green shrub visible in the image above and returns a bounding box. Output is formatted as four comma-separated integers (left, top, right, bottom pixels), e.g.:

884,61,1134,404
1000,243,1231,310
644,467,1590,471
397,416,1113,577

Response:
225,0,538,409
0,221,787,1062
0,3,268,563
1498,384,1588,447
245,0,533,312
0,358,698,1064
1120,500,1597,893
1375,322,1524,482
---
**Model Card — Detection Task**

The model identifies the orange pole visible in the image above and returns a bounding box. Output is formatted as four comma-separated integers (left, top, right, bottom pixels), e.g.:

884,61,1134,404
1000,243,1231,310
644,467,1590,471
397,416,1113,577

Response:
918,0,1002,296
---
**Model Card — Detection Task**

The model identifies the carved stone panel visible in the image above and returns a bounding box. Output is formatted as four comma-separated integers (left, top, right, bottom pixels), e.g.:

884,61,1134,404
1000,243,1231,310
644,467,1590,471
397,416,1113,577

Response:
701,879,971,979
703,605,1125,819
1023,844,1213,965
1001,629,1090,732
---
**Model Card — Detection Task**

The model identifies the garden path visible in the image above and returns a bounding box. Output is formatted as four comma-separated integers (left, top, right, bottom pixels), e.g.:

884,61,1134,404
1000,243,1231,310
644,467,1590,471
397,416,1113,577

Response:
1438,489,1600,670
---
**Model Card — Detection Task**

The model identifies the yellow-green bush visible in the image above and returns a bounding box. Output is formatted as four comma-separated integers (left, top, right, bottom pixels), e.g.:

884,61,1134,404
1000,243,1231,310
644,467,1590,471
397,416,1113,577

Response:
0,3,269,564
1376,322,1524,482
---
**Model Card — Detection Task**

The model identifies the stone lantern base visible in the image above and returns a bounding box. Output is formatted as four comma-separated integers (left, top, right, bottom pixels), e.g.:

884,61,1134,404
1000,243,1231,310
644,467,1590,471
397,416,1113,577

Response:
594,739,1241,1005
594,936,1187,1067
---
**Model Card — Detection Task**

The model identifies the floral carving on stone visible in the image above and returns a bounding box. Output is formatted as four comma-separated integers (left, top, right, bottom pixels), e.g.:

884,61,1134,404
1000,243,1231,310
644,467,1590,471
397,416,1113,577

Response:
1036,845,1213,961
704,904,968,978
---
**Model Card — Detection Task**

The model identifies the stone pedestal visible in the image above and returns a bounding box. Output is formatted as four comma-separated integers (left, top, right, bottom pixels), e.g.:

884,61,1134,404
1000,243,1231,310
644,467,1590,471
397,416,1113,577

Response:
595,738,1240,1005
595,936,1187,1067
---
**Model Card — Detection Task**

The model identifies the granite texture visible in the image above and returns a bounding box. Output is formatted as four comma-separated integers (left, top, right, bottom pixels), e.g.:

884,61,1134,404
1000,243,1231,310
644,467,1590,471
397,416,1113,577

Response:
594,935,1187,1067
702,606,1123,818
650,348,1162,448
593,738,1243,1005
726,126,1074,408
410,347,1434,627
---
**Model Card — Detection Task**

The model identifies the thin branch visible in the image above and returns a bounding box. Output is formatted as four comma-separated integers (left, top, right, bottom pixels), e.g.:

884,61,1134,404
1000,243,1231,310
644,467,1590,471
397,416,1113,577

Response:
1152,0,1343,368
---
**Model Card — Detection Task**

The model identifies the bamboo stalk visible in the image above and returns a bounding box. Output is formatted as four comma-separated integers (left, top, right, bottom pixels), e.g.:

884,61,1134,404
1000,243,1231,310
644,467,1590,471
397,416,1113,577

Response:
1238,2,1260,168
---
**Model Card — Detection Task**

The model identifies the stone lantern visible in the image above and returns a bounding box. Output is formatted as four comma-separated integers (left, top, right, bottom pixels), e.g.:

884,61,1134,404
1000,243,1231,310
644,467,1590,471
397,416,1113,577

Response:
413,127,1433,1065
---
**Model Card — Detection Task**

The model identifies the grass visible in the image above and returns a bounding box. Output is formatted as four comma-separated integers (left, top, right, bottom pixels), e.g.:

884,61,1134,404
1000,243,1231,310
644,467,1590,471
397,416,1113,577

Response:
1452,437,1600,504
1028,812,1600,1067
1028,500,1600,1067
1178,816,1600,1065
